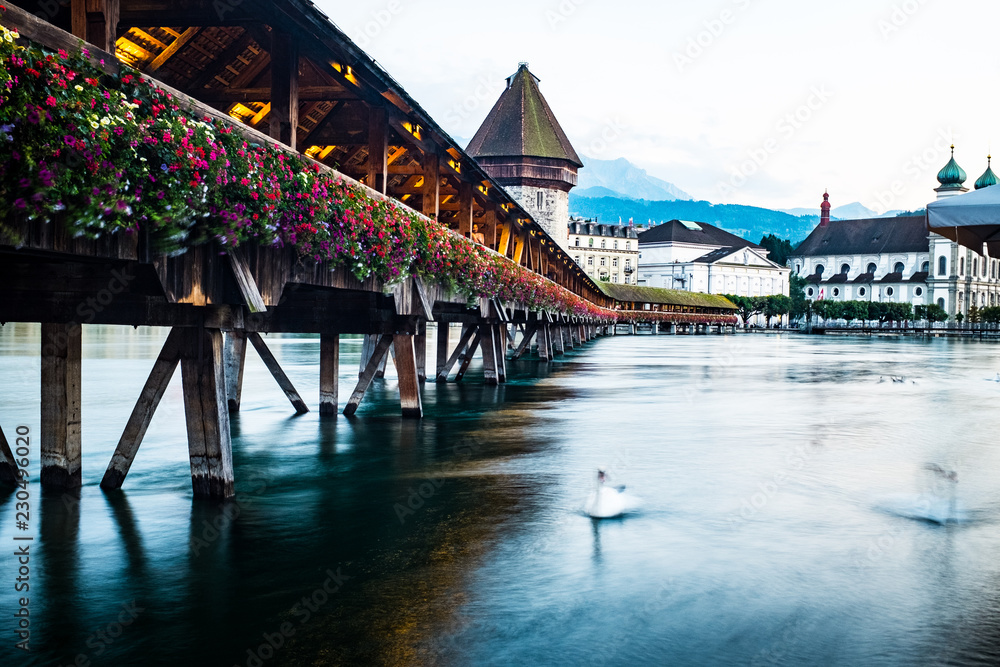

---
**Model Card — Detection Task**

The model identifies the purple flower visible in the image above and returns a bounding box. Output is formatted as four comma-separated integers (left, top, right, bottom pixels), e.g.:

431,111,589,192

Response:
18,178,30,188
64,135,75,146
160,163,168,172
13,198,26,210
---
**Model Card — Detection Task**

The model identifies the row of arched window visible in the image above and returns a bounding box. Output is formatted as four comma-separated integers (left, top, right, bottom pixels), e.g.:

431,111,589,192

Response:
812,261,920,278
937,256,999,278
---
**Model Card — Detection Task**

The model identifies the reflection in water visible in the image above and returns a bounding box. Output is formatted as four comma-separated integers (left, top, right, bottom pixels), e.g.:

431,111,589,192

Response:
4,328,1000,664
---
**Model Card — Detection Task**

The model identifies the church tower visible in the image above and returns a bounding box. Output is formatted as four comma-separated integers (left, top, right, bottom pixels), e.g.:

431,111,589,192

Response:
934,145,969,199
467,64,582,251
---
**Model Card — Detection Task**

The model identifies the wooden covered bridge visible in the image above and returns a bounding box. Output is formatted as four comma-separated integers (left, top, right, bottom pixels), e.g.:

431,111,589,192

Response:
0,1,734,498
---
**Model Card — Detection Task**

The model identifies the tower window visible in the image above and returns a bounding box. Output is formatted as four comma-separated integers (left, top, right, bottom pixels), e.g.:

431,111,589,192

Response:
922,261,929,273
973,258,978,275
815,264,825,277
960,258,964,275
939,256,947,276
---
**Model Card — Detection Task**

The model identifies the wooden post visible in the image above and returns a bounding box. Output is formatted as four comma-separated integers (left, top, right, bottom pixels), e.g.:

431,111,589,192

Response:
458,181,474,237
565,326,575,350
538,324,550,361
344,334,393,416
40,323,82,490
493,324,507,383
498,223,512,257
552,325,565,356
414,320,427,382
367,107,388,194
422,152,440,220
480,326,498,385
101,329,183,490
393,336,423,418
247,332,309,414
455,328,483,382
484,208,498,250
359,334,376,378
270,30,299,149
435,322,450,381
72,0,119,53
0,425,18,484
436,324,476,382
224,331,247,413
320,333,339,417
180,328,235,499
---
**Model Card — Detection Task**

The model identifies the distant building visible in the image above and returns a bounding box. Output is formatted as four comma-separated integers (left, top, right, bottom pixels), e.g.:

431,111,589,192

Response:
567,218,639,284
467,63,581,252
636,219,790,298
789,149,1000,317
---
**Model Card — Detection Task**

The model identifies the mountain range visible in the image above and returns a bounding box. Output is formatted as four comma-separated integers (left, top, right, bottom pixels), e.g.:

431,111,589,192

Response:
575,155,693,202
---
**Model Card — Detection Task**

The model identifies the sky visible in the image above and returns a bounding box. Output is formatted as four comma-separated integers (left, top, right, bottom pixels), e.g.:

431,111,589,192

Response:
314,0,1000,214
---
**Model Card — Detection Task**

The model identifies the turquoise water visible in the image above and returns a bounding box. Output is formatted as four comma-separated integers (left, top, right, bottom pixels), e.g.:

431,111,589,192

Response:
3,326,1000,665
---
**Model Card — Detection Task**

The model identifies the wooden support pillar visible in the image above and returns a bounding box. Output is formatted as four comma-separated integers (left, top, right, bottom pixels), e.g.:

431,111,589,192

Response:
565,326,575,350
493,324,507,383
458,181,474,237
484,208,498,250
0,425,19,484
435,323,450,381
180,328,235,499
101,329,184,490
498,223,512,257
511,323,538,361
436,324,476,382
552,324,565,356
344,334,393,417
224,331,247,413
538,324,550,361
480,326,498,386
513,231,527,265
376,345,391,379
40,323,82,490
455,327,484,382
247,332,309,414
422,153,440,220
367,107,388,194
270,30,299,150
360,334,376,378
319,333,340,417
414,320,427,382
393,335,423,418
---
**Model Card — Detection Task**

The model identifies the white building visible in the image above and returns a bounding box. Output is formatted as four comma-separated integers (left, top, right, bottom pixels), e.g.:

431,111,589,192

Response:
789,149,1000,318
636,219,790,297
568,218,639,284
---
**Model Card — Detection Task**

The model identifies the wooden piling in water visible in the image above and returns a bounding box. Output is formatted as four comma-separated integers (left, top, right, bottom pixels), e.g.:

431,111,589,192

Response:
455,327,484,382
436,324,476,382
319,333,339,417
480,326,499,385
435,323,450,381
344,334,393,417
511,323,537,361
0,424,19,484
414,320,427,383
392,335,423,418
101,328,184,490
494,324,508,383
224,331,247,413
40,322,82,490
180,328,235,499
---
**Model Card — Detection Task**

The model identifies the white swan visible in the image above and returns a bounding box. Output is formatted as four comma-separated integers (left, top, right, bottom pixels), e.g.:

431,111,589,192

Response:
584,469,627,519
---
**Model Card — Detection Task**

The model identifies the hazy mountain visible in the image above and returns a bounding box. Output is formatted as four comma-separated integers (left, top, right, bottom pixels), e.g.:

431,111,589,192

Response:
569,195,818,244
576,155,692,201
779,202,905,220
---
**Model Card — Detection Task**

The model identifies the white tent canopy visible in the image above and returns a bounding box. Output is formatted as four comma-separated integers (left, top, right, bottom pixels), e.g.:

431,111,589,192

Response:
927,186,1000,254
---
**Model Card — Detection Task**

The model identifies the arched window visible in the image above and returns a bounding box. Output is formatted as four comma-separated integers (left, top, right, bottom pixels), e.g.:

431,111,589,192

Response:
795,264,801,274
960,257,965,275
601,239,606,249
815,264,825,277
537,191,544,209
922,261,929,273
893,262,905,274
993,261,997,279
867,263,877,275
938,297,946,309
939,256,947,276
575,238,580,247
614,240,619,250
840,263,850,275
973,258,978,275
626,242,631,250
588,238,594,247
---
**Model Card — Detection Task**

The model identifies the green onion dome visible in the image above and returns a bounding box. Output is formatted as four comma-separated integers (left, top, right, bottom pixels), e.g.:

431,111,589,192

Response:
937,145,967,187
975,156,998,190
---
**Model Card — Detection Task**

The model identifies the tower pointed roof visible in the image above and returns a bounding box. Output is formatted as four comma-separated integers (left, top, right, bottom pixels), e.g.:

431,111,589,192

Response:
937,145,967,187
467,64,582,167
975,155,998,190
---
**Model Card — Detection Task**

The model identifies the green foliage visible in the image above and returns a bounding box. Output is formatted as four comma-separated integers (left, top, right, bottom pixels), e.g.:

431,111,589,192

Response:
968,304,982,324
980,306,1000,324
789,274,810,319
763,294,792,326
924,304,948,323
758,234,794,267
956,313,965,324
722,294,766,327
810,300,912,325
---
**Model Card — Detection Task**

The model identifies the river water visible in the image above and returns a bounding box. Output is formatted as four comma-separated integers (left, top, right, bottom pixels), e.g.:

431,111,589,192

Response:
3,325,1000,666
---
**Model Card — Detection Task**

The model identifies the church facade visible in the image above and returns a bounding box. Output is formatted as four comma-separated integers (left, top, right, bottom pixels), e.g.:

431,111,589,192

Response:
789,149,1000,317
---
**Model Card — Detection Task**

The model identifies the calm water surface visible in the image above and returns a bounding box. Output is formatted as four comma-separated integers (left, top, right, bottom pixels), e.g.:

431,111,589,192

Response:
3,325,1000,666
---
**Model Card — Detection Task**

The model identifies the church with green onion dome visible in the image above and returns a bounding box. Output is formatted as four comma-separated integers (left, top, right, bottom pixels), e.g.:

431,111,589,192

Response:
975,156,998,190
934,145,969,198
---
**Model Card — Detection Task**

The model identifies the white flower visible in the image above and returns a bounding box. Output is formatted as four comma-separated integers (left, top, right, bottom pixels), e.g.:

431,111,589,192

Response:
75,85,83,91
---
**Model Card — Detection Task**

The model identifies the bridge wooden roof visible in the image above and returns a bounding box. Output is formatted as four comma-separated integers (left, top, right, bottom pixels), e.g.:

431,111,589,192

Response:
20,0,603,303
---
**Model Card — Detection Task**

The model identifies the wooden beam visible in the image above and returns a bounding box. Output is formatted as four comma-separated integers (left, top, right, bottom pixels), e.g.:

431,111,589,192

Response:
247,332,309,414
180,328,234,499
511,322,538,360
494,324,507,383
367,106,388,193
0,424,19,485
435,323,451,381
483,208,498,250
343,334,393,417
227,249,266,313
319,333,339,416
436,324,477,382
40,323,82,490
269,30,299,149
422,152,440,220
458,181,474,237
393,335,423,418
513,232,527,265
480,326,498,386
187,32,254,91
455,327,483,382
147,27,199,74
224,330,247,413
414,320,427,383
195,86,357,103
100,328,183,489
498,223,512,257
